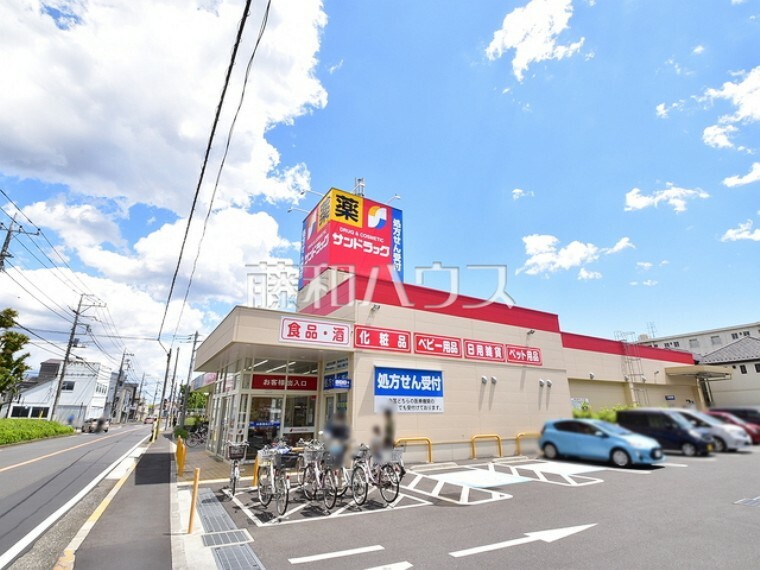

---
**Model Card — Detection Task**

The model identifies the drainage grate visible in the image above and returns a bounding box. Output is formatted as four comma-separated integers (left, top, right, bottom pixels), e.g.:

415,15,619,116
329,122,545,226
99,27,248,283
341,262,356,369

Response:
734,497,760,507
212,544,266,570
202,530,252,547
197,488,237,532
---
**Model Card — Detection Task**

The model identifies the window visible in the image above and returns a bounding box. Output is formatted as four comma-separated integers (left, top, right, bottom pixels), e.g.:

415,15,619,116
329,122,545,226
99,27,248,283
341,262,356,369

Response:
61,381,75,391
755,363,760,373
742,331,750,337
664,342,672,348
554,421,581,433
672,341,680,348
711,335,722,346
740,365,747,374
689,339,700,350
731,333,739,340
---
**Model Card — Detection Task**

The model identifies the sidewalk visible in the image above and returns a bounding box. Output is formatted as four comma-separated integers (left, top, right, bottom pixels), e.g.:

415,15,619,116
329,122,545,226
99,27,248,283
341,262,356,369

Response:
72,434,173,570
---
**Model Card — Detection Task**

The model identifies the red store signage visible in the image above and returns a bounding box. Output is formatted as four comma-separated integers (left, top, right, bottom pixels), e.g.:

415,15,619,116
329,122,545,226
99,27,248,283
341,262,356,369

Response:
413,333,462,358
505,345,543,366
463,339,506,362
355,325,411,353
251,375,318,391
279,317,352,347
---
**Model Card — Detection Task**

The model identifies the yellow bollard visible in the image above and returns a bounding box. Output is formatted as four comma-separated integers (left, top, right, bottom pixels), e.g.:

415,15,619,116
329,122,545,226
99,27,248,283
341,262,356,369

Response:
177,436,186,476
188,467,201,534
252,455,259,487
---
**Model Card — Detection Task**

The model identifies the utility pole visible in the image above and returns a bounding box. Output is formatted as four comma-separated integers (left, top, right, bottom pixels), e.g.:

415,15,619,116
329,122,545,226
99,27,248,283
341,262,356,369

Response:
165,348,180,430
50,294,104,421
158,348,172,432
110,349,133,422
178,331,199,429
137,373,145,421
0,214,39,272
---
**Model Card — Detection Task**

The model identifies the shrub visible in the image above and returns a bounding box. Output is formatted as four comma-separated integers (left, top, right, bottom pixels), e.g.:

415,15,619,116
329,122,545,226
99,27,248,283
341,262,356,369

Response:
0,419,74,445
173,426,189,440
572,404,635,423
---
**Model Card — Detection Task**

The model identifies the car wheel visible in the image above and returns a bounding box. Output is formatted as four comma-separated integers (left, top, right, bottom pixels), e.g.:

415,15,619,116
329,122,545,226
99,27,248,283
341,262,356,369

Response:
610,449,631,468
543,443,559,460
104,429,109,433
713,437,726,453
681,442,697,457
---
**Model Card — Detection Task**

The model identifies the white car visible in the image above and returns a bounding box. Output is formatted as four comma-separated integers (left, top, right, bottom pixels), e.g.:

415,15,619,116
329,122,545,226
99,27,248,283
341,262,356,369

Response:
673,409,751,452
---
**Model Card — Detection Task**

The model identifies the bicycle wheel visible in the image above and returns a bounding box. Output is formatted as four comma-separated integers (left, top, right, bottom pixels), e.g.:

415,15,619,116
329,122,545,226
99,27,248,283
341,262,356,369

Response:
378,464,400,504
302,464,317,500
296,456,305,486
186,435,199,448
274,473,289,516
257,466,272,506
351,465,369,506
336,468,349,497
322,469,337,510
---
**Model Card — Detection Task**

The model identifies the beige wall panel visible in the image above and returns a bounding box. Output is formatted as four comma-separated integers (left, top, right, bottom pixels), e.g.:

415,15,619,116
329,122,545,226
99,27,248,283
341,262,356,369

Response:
568,379,630,408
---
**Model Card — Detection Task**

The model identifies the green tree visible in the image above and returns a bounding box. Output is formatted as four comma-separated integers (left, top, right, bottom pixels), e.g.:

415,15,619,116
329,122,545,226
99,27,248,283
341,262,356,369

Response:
1,308,32,408
179,384,207,411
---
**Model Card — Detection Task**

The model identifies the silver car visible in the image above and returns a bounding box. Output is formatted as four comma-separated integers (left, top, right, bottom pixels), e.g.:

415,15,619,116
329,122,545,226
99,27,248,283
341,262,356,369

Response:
673,409,751,452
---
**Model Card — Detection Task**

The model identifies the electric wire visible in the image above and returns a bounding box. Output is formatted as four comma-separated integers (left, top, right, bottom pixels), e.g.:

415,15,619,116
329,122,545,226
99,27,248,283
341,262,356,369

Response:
157,0,255,341
4,262,74,324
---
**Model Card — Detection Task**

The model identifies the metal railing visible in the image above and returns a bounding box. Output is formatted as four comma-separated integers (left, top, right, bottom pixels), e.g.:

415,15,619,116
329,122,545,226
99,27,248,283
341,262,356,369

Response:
470,434,503,459
515,431,541,456
395,437,433,463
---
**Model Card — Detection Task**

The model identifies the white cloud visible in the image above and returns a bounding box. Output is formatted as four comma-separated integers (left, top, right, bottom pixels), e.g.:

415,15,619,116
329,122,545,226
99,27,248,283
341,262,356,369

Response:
701,66,760,151
328,59,344,74
629,281,638,286
692,45,705,55
577,268,602,280
624,183,709,213
664,57,693,77
723,162,760,187
23,200,125,250
517,234,633,276
512,188,535,200
656,100,684,119
642,279,658,287
731,0,746,4
485,0,585,82
721,220,760,242
703,124,738,149
636,261,653,271
659,260,669,266
0,0,328,213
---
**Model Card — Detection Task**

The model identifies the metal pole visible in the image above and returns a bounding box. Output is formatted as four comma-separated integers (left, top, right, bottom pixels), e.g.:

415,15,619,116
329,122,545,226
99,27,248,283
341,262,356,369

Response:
179,331,199,429
158,348,172,433
165,348,180,430
50,294,84,421
0,215,16,272
110,349,128,421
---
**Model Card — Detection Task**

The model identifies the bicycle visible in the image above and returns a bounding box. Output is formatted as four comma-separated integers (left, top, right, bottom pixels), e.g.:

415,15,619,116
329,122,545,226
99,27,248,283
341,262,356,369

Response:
226,440,249,498
350,444,401,506
186,426,208,448
300,442,338,510
256,443,293,516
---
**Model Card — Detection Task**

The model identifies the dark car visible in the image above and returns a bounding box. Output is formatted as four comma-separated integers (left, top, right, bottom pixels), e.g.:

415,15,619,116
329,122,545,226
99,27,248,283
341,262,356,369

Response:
616,408,713,456
82,418,110,433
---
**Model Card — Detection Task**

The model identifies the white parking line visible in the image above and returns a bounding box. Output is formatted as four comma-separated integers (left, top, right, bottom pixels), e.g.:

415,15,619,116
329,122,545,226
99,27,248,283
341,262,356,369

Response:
660,462,688,468
289,544,384,564
365,562,413,570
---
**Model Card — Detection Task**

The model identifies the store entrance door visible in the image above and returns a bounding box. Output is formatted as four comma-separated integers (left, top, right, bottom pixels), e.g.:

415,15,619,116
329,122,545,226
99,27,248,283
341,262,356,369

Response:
281,395,316,446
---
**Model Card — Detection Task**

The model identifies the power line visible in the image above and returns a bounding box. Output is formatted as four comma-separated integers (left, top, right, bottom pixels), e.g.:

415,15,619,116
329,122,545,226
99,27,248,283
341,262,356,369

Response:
157,0,255,342
172,0,273,340
3,262,74,323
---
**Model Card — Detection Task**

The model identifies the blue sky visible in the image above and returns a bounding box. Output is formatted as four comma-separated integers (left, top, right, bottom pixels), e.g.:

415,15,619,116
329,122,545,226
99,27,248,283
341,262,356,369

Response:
0,0,758,381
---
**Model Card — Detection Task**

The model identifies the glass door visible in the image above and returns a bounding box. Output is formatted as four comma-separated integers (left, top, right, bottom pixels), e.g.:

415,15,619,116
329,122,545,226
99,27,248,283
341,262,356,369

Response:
281,395,316,446
248,397,283,454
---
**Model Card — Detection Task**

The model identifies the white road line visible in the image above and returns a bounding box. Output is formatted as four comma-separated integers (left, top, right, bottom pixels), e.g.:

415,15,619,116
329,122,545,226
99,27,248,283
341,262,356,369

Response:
406,474,422,489
660,462,688,468
431,480,445,495
459,486,469,503
289,544,384,564
0,433,149,570
364,562,413,570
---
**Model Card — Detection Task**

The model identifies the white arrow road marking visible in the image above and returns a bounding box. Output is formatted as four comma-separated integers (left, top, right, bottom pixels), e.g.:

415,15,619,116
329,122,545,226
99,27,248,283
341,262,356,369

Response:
289,545,384,564
364,562,413,570
449,524,596,558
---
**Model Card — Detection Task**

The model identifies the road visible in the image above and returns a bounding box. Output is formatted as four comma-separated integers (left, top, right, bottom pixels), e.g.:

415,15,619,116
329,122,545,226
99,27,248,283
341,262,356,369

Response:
218,448,760,569
0,425,150,568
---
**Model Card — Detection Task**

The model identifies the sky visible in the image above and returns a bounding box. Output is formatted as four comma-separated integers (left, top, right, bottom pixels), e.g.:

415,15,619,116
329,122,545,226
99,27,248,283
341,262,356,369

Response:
0,0,758,392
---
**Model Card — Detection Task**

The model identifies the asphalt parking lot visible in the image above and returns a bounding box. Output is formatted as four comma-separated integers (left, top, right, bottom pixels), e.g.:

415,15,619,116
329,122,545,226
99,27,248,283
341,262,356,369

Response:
209,447,760,569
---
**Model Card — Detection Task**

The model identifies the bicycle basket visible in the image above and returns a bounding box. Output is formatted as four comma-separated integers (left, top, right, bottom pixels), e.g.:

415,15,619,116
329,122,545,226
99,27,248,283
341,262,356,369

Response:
324,452,343,468
390,448,404,463
227,442,248,460
257,448,277,463
279,452,300,469
379,448,402,464
302,448,323,464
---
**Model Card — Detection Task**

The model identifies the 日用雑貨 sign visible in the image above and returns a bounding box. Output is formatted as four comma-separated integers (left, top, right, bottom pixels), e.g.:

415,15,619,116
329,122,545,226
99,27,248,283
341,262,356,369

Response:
463,339,506,362
279,317,352,347
373,366,444,413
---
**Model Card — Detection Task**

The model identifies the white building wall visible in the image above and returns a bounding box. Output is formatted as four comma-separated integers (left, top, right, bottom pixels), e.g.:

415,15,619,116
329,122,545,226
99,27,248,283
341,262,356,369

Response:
641,323,760,357
710,361,760,406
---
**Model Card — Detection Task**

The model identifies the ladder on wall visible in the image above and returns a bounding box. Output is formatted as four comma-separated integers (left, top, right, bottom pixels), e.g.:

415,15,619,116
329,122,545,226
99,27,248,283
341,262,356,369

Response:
614,330,649,406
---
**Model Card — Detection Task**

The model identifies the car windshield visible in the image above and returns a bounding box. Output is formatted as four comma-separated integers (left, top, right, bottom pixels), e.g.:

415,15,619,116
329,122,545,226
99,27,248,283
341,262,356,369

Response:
669,413,694,430
720,413,748,426
595,421,632,436
687,411,723,427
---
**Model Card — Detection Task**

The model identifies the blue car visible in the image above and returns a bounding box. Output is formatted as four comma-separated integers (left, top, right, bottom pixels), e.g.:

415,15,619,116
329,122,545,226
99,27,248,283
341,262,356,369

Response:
539,419,664,468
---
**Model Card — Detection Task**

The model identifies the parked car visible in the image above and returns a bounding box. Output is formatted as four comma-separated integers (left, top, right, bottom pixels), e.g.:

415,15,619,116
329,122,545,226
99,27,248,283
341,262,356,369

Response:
143,416,156,424
706,410,760,444
82,417,110,433
616,408,714,457
710,406,760,426
673,409,752,452
539,418,664,468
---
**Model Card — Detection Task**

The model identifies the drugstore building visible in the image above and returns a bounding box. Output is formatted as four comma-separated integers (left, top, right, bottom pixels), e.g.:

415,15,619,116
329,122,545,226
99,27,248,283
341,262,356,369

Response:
194,189,731,462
